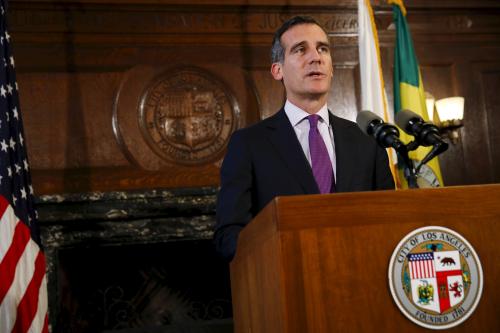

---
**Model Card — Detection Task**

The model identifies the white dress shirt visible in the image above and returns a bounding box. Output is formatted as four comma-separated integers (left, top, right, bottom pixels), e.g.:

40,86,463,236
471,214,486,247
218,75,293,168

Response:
284,100,337,181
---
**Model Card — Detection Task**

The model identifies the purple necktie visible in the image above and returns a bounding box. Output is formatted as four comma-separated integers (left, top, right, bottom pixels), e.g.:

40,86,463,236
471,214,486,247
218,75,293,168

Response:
308,114,334,194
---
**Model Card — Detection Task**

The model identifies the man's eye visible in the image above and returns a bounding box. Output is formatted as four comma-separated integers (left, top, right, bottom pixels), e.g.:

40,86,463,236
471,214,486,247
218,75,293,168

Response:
293,47,305,54
318,46,330,53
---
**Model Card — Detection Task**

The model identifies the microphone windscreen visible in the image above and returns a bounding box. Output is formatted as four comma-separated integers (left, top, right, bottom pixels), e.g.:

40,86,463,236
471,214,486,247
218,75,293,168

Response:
395,109,421,129
356,110,382,136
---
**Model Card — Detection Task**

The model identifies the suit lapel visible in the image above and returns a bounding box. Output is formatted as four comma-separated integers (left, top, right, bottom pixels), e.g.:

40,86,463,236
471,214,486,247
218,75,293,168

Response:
329,112,355,192
265,110,319,194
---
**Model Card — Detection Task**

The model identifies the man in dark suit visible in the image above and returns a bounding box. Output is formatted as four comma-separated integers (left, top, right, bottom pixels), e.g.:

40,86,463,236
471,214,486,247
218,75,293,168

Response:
214,16,395,261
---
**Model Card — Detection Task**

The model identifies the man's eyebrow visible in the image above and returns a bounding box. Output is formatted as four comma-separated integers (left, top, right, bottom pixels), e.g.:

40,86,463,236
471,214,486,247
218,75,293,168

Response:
288,41,306,52
317,41,331,48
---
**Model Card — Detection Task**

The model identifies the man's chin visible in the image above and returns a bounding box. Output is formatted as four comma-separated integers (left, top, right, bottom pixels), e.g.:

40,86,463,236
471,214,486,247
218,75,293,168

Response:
304,87,330,98
299,91,329,101
306,81,331,92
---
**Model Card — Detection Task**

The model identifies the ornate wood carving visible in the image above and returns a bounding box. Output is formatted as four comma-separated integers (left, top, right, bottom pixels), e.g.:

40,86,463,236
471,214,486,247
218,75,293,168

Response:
138,67,239,165
113,65,241,170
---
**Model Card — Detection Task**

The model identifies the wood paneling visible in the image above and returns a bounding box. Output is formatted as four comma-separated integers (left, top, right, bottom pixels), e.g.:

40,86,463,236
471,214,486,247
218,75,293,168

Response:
8,0,500,194
248,68,285,120
329,61,359,122
19,72,127,168
475,63,500,182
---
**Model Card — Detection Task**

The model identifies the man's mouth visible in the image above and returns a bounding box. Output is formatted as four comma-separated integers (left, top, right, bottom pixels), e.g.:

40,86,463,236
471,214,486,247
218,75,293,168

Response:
306,71,326,78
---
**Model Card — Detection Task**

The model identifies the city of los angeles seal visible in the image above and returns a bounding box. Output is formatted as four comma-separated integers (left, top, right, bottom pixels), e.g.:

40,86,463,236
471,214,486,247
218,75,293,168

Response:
139,67,239,165
388,226,483,330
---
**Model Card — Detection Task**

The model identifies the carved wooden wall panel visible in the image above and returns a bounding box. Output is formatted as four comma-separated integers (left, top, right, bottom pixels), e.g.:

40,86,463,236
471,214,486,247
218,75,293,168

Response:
482,69,500,181
8,0,500,194
248,68,285,120
19,72,127,169
329,61,359,122
474,63,500,182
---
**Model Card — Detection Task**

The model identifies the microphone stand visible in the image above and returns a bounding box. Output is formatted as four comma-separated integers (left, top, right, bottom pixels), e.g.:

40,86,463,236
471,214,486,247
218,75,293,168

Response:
395,144,419,189
397,139,448,188
415,141,449,175
356,110,447,188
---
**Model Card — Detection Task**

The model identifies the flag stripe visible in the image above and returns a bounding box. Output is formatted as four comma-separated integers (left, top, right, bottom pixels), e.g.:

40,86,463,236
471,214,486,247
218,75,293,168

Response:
410,259,435,279
12,251,46,333
0,197,16,263
42,314,49,333
0,238,39,333
0,194,9,218
27,276,48,333
0,221,31,304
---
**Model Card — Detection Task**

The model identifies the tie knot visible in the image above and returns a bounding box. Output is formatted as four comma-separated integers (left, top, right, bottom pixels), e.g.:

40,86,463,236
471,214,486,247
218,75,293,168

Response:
308,114,320,129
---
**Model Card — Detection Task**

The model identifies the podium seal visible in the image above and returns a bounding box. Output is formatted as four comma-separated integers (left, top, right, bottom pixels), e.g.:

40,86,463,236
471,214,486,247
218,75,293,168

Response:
388,226,483,329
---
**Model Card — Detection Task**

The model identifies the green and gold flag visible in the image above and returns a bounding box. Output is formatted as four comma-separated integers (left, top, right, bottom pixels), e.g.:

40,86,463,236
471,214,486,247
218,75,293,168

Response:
389,0,444,188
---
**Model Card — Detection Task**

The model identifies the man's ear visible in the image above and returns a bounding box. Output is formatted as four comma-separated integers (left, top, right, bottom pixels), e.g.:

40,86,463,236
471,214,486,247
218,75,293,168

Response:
271,62,283,81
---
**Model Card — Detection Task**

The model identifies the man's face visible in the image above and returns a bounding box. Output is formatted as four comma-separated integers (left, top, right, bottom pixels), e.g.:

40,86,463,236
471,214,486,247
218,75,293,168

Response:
271,23,333,104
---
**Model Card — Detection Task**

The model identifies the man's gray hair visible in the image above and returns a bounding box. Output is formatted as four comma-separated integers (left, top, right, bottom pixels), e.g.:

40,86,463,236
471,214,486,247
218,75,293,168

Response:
271,16,328,64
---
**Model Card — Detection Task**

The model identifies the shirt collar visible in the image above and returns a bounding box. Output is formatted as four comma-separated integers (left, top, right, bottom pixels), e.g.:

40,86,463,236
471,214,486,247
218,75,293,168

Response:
284,100,330,127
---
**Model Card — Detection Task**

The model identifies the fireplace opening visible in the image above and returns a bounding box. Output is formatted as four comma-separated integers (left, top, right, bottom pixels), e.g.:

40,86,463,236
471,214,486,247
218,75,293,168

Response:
56,239,233,332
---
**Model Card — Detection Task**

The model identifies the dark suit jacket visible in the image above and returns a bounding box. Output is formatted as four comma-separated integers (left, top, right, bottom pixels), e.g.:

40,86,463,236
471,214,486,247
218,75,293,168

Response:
214,109,395,260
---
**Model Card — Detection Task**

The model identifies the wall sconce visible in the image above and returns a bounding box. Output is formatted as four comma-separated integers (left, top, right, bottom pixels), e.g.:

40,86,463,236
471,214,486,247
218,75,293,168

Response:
434,97,464,144
425,94,464,144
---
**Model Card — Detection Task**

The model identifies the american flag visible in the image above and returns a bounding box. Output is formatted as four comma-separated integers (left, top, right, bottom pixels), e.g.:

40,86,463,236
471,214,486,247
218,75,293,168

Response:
0,1,49,332
407,252,435,279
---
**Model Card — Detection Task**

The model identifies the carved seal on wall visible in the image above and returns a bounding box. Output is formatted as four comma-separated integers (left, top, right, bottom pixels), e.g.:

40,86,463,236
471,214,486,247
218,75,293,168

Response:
139,67,239,165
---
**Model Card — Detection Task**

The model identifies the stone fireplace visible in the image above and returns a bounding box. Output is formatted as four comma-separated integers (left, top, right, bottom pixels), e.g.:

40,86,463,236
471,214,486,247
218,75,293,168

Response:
37,187,233,332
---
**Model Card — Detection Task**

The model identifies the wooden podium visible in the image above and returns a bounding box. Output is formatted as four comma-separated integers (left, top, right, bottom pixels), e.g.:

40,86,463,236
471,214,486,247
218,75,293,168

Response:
230,184,500,332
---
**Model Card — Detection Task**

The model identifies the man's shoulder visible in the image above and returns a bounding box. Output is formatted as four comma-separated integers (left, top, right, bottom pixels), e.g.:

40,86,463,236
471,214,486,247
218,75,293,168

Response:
329,112,362,133
233,109,286,136
329,112,380,148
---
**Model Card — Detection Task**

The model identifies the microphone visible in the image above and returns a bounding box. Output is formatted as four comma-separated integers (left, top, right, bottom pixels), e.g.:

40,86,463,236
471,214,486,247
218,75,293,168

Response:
395,109,446,147
357,110,419,188
395,109,449,174
356,111,404,150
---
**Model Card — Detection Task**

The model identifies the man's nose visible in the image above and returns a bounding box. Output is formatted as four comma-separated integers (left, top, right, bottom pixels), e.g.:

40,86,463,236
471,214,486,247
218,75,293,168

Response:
308,48,322,63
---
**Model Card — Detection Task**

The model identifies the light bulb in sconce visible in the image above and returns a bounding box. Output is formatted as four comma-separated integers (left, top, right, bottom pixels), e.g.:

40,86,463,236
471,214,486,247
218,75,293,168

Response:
435,96,465,144
435,97,464,122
